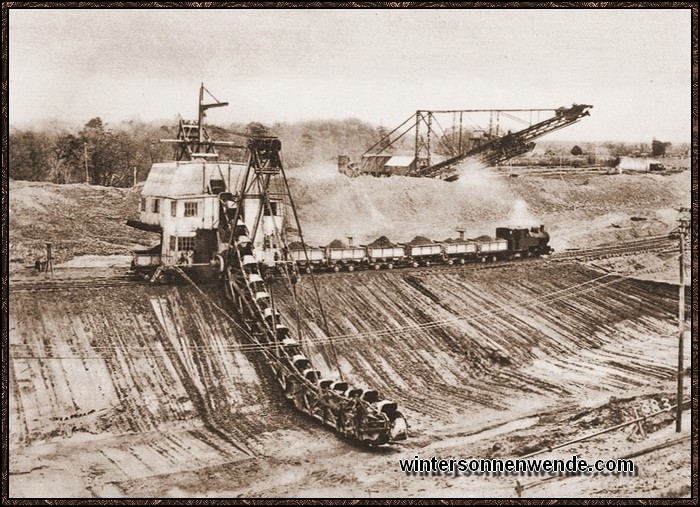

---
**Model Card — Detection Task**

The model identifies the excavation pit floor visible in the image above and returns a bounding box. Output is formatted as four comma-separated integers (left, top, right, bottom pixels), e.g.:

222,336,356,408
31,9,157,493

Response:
8,261,691,498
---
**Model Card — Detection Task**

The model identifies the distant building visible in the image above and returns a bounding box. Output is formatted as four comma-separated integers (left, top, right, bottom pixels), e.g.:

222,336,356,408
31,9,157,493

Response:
357,154,446,176
359,154,394,176
617,156,662,172
384,155,417,176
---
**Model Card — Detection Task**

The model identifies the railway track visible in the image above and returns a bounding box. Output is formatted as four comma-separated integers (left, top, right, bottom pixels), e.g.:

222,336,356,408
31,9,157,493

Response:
306,236,676,279
9,236,675,291
551,236,675,261
517,398,691,497
9,275,147,292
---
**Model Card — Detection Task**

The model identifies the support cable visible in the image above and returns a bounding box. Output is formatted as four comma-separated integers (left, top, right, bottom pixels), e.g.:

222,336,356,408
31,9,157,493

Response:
279,163,344,381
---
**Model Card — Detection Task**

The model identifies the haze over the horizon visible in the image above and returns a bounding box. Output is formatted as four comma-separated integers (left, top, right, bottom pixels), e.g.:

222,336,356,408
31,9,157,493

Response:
9,8,692,143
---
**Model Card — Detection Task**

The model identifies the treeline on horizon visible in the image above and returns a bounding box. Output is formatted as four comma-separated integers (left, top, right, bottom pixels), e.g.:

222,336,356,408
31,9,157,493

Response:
9,117,688,187
8,117,385,187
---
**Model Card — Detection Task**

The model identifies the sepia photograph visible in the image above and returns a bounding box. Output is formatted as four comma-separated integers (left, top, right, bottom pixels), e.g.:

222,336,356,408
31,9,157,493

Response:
5,5,695,500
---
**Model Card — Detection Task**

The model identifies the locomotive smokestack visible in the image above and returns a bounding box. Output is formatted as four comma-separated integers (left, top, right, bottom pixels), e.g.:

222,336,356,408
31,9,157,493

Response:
457,229,465,241
347,236,353,246
540,224,545,232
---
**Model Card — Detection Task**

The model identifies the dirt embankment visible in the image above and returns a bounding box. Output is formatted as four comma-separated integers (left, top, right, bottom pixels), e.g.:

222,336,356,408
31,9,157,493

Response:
9,262,690,497
8,179,153,264
8,167,691,497
285,165,690,251
8,283,317,496
272,262,687,438
9,168,690,265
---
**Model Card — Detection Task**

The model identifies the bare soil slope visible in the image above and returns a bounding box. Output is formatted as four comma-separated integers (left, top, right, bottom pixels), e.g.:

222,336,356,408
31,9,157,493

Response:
286,165,690,251
8,166,692,498
273,262,687,435
9,179,152,264
9,168,690,265
9,283,321,496
10,263,689,497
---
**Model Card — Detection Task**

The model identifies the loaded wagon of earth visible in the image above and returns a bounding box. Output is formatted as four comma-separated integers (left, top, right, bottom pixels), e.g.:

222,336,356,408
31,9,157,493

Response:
285,225,551,273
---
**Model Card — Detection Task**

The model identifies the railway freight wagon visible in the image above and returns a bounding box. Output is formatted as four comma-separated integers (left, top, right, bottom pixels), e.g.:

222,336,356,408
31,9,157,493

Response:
289,247,326,273
476,238,509,261
365,245,405,269
442,241,478,264
403,242,444,267
326,245,367,271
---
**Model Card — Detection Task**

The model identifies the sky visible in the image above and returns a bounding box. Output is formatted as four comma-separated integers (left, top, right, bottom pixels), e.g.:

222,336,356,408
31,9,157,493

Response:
8,8,693,142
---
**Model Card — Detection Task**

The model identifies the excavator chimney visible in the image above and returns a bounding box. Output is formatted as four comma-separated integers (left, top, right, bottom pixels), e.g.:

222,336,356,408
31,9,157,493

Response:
338,155,349,173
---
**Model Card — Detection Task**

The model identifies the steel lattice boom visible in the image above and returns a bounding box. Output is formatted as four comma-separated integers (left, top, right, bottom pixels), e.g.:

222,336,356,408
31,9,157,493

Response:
348,104,592,181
